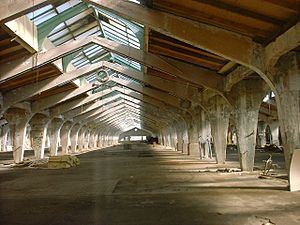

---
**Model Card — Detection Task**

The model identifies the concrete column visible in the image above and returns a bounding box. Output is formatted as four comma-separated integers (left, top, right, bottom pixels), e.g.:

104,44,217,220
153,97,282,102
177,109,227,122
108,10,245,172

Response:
209,97,230,164
4,109,32,163
94,133,99,148
103,136,108,147
30,121,48,160
269,120,279,146
0,124,9,152
273,52,300,167
77,127,87,151
182,125,189,154
257,121,266,147
49,120,63,156
88,131,95,149
60,122,72,154
232,80,267,171
186,114,200,158
97,132,102,148
84,130,90,150
199,110,211,159
70,125,80,153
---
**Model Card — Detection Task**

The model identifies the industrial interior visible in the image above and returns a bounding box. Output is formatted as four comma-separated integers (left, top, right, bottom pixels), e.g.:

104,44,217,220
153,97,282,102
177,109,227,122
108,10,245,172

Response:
0,0,300,224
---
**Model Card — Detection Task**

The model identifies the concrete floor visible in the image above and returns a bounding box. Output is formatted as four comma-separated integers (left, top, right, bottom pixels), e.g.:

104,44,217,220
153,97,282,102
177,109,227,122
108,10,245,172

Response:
0,144,299,225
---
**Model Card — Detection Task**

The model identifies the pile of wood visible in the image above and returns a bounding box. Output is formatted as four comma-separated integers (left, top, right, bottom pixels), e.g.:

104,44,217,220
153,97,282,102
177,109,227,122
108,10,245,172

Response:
48,155,80,169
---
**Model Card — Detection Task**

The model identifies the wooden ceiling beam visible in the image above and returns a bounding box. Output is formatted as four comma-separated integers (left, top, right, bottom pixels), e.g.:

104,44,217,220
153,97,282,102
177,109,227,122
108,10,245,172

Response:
0,45,23,57
263,0,300,12
265,20,300,68
78,103,125,123
50,86,119,116
31,83,96,113
109,76,189,112
0,36,224,93
150,45,223,70
63,94,121,119
0,0,50,23
3,61,104,110
85,0,264,70
103,61,197,100
74,100,126,122
150,35,226,62
197,0,284,25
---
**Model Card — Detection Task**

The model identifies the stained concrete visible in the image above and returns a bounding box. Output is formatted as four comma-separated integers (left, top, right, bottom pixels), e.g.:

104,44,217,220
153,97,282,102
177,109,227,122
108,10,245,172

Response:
1,144,300,225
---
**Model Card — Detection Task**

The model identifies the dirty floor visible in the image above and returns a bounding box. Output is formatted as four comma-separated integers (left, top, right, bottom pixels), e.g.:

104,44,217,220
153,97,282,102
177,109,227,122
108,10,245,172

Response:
0,144,299,225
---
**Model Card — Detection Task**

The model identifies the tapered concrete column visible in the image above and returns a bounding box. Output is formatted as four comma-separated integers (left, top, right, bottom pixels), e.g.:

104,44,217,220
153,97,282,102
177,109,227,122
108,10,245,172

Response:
186,114,200,158
273,52,300,168
77,127,87,151
269,121,280,146
83,129,90,150
208,96,230,164
257,122,266,147
85,130,90,150
70,124,80,153
60,122,72,154
93,133,99,148
107,132,113,146
103,136,108,147
177,138,183,152
0,124,9,152
5,109,31,163
97,132,102,148
232,80,267,171
88,131,95,149
10,118,29,162
49,119,63,156
175,122,188,154
30,116,49,160
199,110,211,159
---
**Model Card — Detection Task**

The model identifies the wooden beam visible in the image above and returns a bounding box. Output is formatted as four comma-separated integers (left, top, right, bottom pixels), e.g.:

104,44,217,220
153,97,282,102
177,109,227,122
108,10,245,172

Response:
103,61,197,100
31,83,96,112
224,66,254,92
63,94,121,119
198,0,283,25
50,86,118,116
0,36,181,83
0,36,224,93
162,57,224,92
218,61,237,75
93,107,164,128
110,76,189,111
76,101,128,122
263,0,300,12
0,0,51,23
3,61,104,109
265,20,300,69
85,0,263,68
79,103,125,123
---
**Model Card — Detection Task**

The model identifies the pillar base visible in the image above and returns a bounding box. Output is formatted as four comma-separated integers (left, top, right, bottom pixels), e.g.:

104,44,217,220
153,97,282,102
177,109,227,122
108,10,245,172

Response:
188,142,200,158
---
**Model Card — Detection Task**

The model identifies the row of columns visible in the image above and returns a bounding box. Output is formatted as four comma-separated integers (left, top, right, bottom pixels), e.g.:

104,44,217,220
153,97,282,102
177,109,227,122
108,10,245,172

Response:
159,52,300,173
0,111,119,163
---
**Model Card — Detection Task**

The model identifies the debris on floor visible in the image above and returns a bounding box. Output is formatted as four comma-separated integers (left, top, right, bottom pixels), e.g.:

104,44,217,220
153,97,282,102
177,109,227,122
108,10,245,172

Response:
197,167,241,173
48,155,80,169
247,216,276,225
28,158,49,168
216,168,241,173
